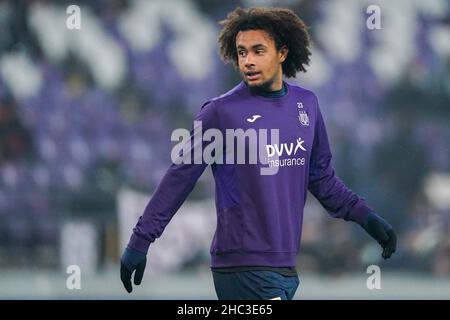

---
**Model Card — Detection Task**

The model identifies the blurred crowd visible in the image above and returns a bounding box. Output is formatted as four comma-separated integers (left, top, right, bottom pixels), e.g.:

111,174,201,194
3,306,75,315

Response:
0,0,449,276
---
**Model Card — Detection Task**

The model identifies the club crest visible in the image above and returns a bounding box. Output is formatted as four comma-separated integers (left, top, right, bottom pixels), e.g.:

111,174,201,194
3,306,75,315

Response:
297,102,309,126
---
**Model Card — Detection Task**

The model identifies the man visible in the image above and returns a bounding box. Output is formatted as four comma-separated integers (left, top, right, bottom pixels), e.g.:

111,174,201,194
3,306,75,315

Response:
120,7,396,300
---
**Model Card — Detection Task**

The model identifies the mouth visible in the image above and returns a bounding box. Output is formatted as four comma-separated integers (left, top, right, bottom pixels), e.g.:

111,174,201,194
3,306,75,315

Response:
245,71,262,81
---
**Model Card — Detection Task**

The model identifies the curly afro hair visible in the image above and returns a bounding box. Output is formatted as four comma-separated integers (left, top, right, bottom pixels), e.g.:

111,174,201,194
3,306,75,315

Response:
218,7,312,78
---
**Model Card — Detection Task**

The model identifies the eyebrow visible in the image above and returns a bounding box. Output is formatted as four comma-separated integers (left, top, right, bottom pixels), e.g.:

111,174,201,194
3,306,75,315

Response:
236,44,267,50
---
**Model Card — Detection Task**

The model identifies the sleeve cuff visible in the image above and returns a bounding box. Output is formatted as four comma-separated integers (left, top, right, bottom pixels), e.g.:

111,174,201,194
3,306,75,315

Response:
128,233,151,255
348,201,373,225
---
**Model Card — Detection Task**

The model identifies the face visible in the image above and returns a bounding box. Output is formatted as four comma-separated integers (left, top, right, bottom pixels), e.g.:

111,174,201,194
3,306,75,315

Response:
236,29,288,91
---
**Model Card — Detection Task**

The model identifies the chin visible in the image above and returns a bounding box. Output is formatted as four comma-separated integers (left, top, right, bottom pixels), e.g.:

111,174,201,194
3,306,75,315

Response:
246,81,262,87
245,79,272,91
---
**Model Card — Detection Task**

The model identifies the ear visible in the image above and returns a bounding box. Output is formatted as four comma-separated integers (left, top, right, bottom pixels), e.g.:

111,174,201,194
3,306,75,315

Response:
279,46,288,62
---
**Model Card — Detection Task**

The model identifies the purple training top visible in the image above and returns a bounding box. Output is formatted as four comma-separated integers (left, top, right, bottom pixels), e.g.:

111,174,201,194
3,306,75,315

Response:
128,81,373,268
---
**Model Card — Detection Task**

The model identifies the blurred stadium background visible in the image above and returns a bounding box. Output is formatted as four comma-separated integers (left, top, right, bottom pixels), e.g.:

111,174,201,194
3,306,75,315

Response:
0,0,449,299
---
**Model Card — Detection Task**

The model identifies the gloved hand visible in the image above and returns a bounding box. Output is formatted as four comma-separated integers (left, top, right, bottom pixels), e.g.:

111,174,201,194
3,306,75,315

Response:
120,246,147,293
361,212,397,259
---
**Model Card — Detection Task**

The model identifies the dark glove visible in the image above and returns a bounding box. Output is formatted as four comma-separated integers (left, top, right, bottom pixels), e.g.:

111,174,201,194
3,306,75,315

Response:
120,246,147,293
361,212,397,259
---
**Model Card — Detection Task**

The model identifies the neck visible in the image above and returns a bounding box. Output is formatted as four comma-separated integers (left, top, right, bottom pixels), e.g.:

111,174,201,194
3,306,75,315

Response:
248,81,286,98
268,75,283,91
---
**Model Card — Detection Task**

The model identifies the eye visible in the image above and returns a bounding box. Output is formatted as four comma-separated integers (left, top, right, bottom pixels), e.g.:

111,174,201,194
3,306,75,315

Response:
238,51,246,57
256,49,264,55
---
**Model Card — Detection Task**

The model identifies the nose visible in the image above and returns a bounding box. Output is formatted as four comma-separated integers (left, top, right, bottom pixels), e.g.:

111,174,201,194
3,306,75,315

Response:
244,53,255,68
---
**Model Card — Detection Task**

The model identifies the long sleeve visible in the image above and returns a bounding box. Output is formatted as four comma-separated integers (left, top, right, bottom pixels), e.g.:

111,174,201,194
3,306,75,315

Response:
128,101,220,254
308,96,373,225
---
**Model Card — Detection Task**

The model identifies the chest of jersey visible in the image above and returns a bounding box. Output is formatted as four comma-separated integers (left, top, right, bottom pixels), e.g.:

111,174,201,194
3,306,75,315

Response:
217,98,316,167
